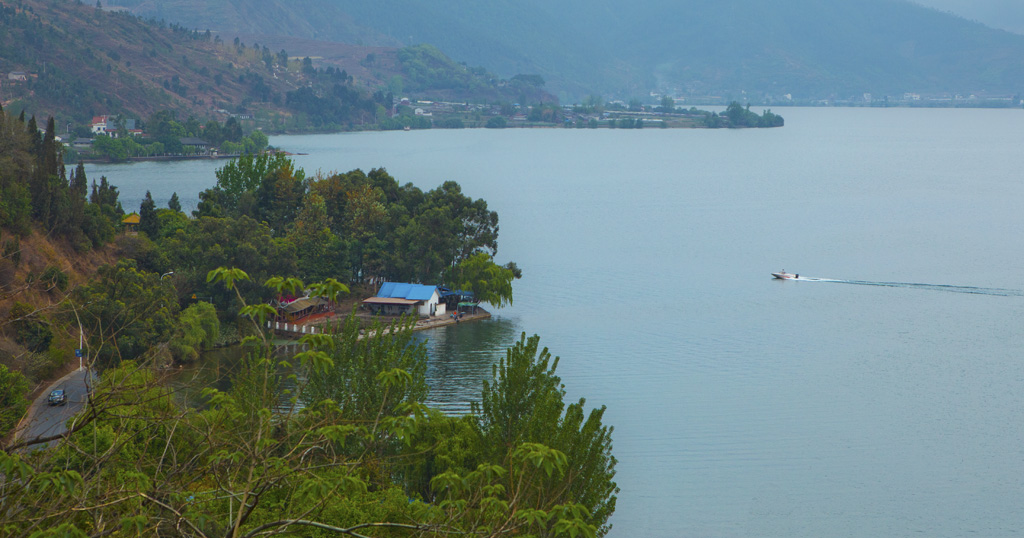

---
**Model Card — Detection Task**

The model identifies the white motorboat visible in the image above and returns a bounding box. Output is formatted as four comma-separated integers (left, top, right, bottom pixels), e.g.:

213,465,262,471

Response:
771,271,798,280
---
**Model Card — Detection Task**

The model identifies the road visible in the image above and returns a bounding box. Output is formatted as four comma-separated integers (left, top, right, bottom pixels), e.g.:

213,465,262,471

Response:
16,368,93,451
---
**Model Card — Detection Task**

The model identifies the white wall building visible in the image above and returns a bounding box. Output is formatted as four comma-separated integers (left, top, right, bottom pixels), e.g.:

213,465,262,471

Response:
362,282,446,318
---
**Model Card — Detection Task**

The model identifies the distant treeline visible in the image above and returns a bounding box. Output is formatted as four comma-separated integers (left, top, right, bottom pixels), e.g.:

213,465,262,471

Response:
706,102,785,128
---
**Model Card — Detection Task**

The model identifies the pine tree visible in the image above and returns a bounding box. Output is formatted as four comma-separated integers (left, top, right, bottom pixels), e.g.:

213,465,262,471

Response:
168,192,182,212
139,190,158,238
68,162,89,244
28,117,62,228
25,115,40,157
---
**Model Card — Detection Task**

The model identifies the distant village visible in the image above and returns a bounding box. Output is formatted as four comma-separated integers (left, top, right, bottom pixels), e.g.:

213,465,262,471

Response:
6,64,1024,161
65,115,221,159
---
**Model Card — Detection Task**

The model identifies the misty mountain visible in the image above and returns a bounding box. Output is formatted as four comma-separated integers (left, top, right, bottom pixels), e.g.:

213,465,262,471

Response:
107,0,1024,101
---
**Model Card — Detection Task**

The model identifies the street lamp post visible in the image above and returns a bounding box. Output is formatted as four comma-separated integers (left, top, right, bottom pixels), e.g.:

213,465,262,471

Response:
70,302,85,371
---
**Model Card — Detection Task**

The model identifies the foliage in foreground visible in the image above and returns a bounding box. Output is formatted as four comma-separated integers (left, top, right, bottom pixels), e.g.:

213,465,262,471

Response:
0,268,616,537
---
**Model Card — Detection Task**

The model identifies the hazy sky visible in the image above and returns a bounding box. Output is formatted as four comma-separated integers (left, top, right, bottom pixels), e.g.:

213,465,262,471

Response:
913,0,1024,34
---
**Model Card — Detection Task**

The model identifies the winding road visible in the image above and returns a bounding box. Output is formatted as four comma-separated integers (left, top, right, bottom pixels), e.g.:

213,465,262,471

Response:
16,367,93,451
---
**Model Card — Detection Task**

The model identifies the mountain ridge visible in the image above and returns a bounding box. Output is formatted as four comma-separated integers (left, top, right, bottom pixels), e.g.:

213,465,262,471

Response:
105,0,1024,102
0,0,551,130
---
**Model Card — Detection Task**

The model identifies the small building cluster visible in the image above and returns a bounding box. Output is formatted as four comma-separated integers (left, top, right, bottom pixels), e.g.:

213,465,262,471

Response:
91,115,142,138
361,282,478,318
362,282,446,317
264,281,481,338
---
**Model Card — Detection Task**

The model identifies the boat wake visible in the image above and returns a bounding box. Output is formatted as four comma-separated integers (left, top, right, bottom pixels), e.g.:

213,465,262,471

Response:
795,277,1023,297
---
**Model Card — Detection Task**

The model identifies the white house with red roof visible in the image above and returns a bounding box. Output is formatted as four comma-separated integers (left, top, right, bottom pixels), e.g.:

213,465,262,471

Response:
91,115,137,138
91,115,111,135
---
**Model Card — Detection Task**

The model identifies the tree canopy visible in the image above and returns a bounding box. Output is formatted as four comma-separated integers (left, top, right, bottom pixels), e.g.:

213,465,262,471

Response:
195,158,506,287
0,271,617,538
448,252,518,308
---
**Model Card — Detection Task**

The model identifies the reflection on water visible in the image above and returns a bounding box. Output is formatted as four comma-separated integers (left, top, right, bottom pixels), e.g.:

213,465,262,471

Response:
169,319,522,415
167,342,308,409
166,346,245,403
415,316,522,414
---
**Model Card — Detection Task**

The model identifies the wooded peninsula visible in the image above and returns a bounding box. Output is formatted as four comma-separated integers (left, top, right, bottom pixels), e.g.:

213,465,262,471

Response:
0,102,619,537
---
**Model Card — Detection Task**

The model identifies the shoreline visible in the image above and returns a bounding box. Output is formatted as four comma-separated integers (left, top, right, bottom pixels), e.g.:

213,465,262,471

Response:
266,307,492,339
70,151,309,165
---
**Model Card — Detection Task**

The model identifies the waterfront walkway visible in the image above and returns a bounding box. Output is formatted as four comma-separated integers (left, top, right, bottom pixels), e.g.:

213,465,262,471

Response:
267,308,491,338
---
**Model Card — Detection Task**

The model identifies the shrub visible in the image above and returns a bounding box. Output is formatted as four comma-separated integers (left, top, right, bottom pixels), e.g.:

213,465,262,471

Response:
2,239,20,266
39,266,69,292
0,364,30,436
9,301,54,353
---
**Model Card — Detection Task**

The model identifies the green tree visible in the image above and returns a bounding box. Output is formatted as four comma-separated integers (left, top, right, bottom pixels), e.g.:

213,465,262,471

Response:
758,108,785,127
726,101,747,126
168,191,182,212
169,301,219,362
139,190,158,238
475,333,618,536
155,207,190,239
92,134,128,162
0,364,30,436
183,116,202,137
1,270,617,538
288,192,346,282
203,120,224,147
243,130,269,153
212,152,300,209
304,312,427,422
158,215,297,312
69,163,89,245
0,105,35,234
424,181,499,262
223,115,243,142
72,260,179,366
448,252,517,308
660,95,675,112
254,155,305,233
8,301,53,353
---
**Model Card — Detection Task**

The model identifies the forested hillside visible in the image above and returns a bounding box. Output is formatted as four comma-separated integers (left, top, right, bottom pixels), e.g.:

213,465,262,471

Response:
0,0,550,130
0,0,296,124
0,103,125,417
106,0,1024,101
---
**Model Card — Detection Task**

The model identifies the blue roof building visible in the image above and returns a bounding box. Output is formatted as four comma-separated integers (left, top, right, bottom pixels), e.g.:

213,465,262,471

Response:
364,282,446,317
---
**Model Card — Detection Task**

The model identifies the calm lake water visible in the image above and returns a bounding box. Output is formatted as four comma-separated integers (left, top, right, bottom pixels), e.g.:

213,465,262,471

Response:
88,108,1024,537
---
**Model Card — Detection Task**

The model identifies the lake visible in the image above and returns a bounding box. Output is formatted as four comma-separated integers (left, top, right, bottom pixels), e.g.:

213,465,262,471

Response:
87,107,1024,537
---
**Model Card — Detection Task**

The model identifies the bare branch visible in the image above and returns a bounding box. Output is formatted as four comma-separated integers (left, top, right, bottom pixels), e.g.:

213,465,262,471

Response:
240,520,435,538
137,491,211,538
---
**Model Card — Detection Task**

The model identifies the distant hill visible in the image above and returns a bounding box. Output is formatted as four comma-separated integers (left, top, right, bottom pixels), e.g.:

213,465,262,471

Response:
0,0,548,129
105,0,1024,102
0,0,287,124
